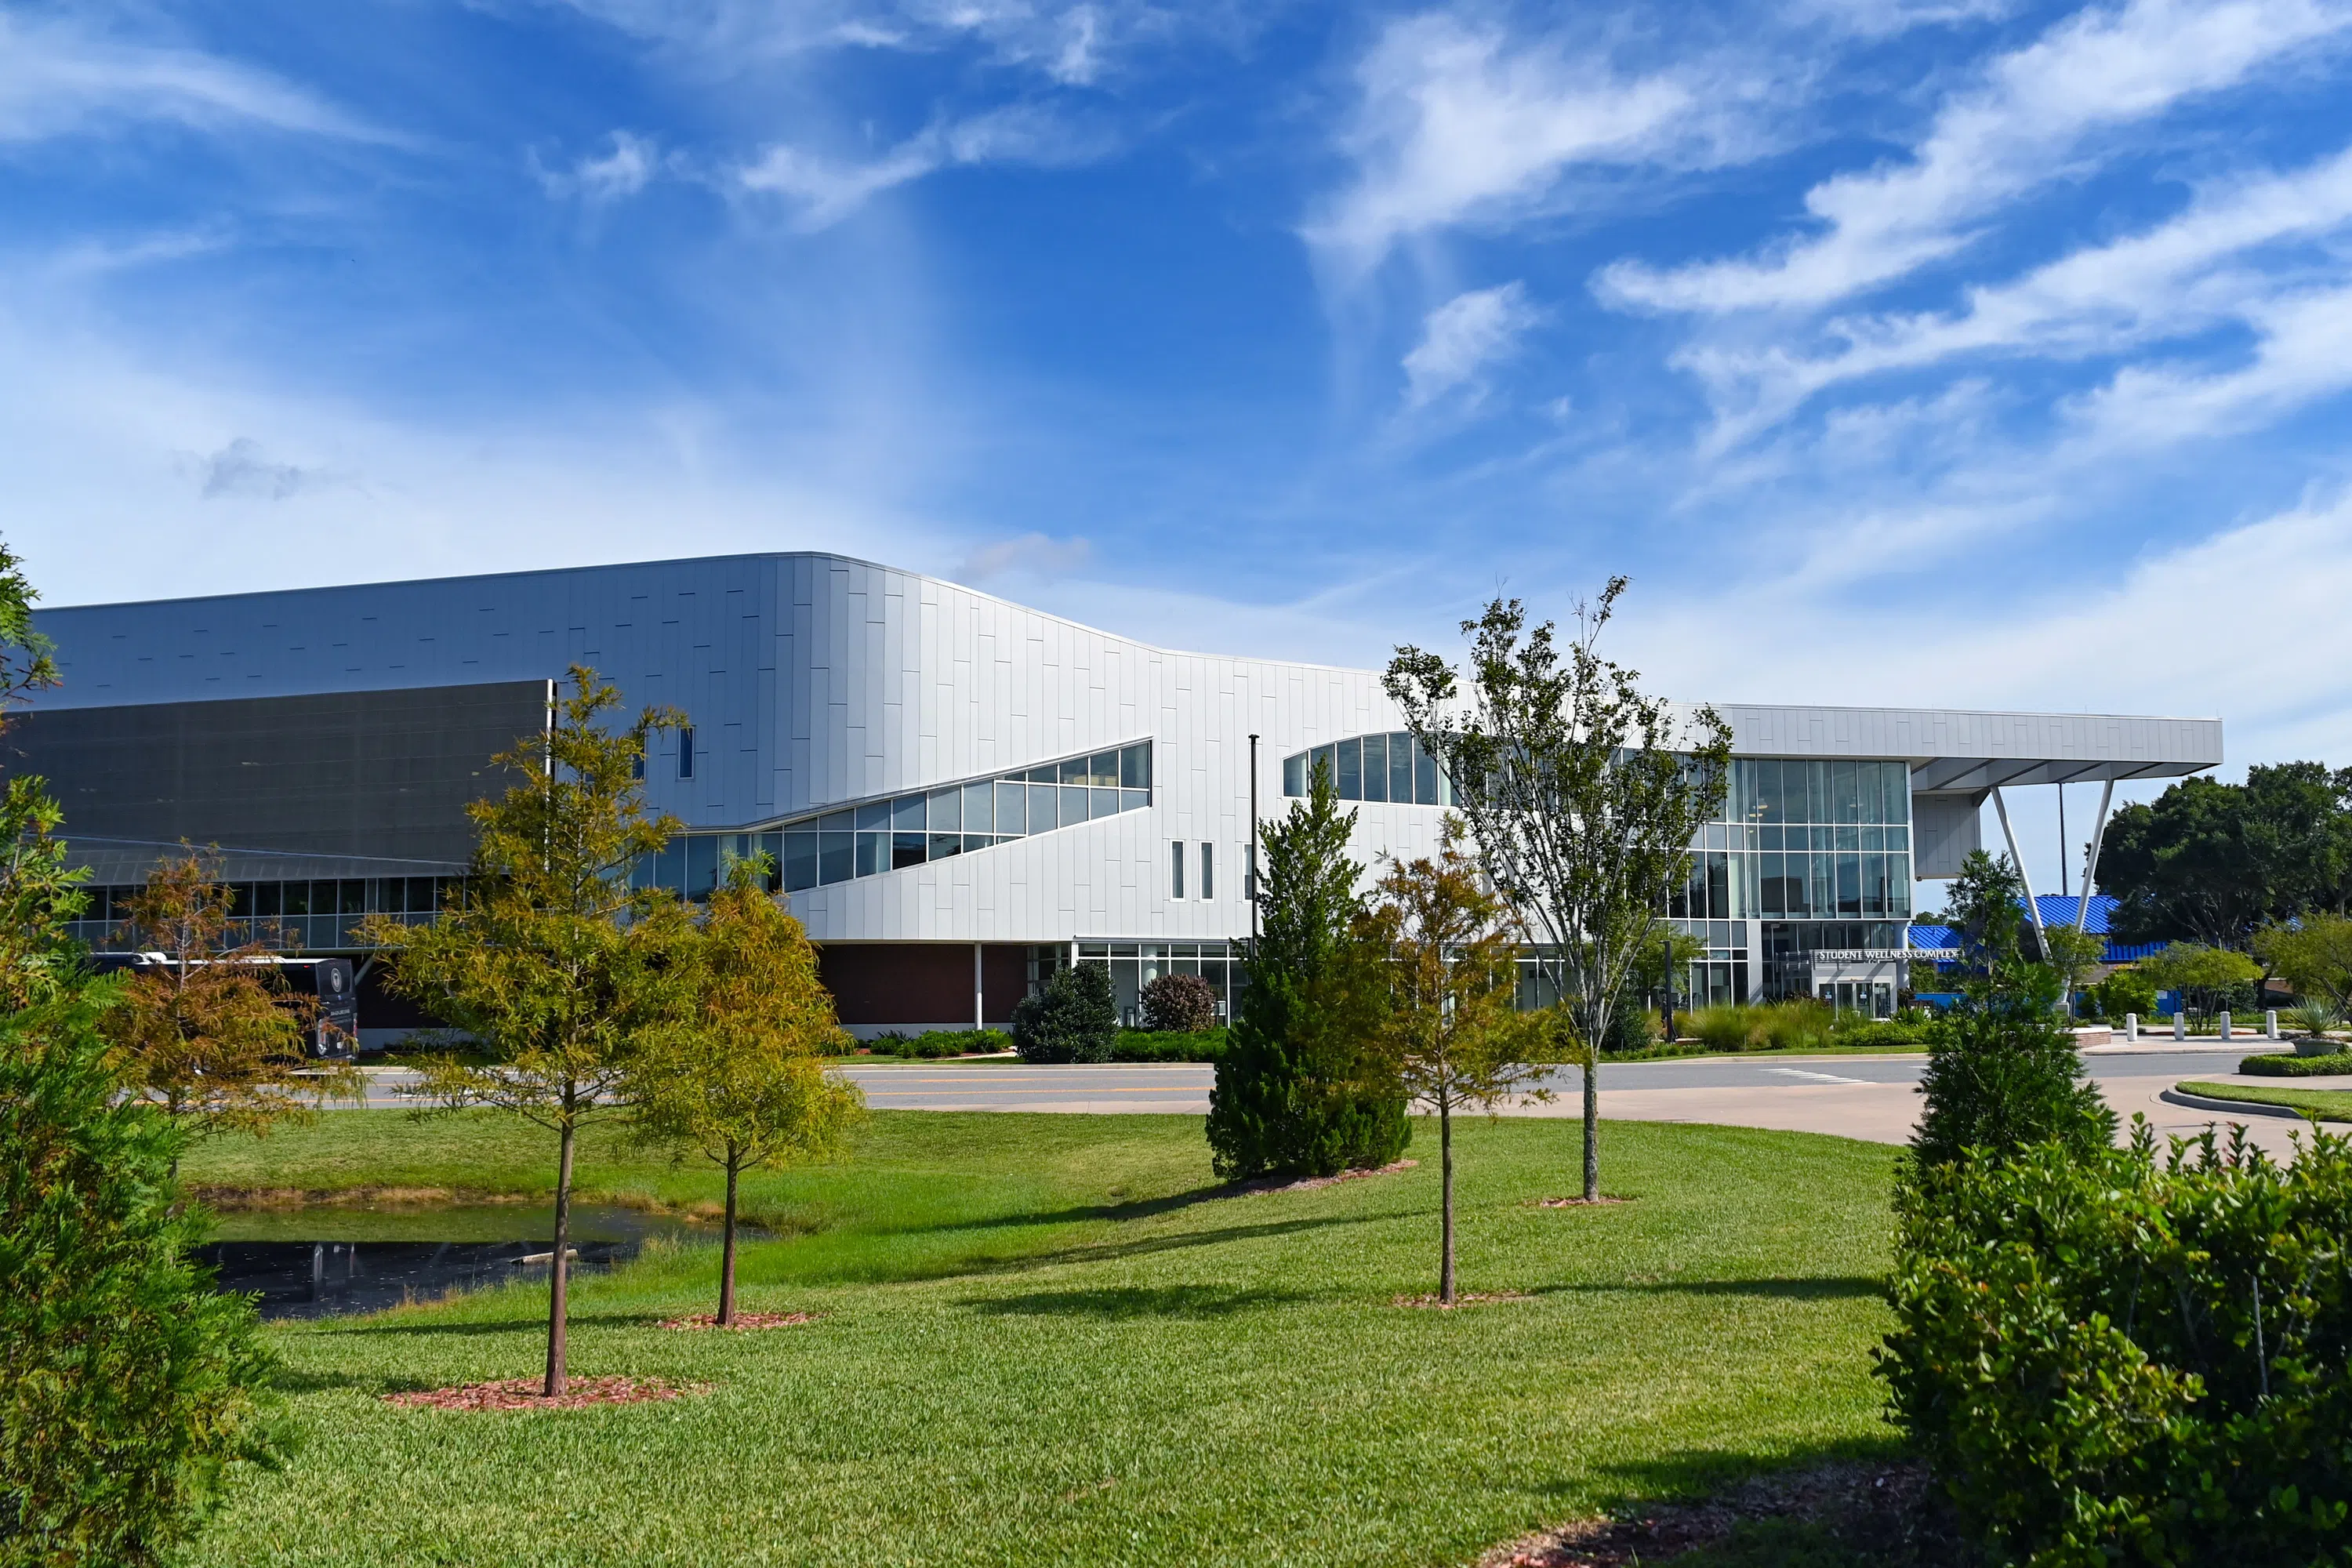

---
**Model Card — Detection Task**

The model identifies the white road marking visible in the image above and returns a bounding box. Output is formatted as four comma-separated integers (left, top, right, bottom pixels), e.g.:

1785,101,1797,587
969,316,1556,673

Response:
1762,1068,1868,1085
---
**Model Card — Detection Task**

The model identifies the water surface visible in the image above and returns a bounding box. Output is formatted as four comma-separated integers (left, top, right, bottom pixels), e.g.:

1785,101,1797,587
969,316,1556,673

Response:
201,1203,734,1319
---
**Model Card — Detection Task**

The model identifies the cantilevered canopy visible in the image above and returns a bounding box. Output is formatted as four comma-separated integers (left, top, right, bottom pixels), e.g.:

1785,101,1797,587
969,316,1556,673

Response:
1686,703,2222,789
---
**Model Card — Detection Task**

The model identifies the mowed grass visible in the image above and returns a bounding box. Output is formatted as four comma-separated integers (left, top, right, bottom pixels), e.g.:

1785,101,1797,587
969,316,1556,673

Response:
2178,1078,2352,1123
179,1111,1900,1568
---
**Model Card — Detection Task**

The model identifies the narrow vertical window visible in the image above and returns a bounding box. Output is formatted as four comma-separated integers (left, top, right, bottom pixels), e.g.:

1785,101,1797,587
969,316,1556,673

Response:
1171,841,1185,899
678,725,695,779
1200,842,1214,900
631,749,645,781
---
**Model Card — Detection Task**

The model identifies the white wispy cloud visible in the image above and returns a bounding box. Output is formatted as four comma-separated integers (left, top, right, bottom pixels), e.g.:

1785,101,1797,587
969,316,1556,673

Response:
956,532,1094,583
1305,12,1755,280
534,130,663,204
735,103,1109,229
1680,140,2352,442
0,12,388,144
1599,0,2352,314
1401,282,1542,408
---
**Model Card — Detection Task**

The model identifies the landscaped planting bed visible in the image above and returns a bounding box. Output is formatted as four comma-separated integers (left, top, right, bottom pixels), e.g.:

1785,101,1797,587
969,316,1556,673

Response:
180,1110,1899,1568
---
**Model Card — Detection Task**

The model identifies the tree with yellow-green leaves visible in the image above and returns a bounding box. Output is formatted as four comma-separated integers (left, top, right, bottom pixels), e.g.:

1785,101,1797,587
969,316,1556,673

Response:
1361,823,1552,1303
633,857,863,1326
100,853,350,1155
362,666,688,1397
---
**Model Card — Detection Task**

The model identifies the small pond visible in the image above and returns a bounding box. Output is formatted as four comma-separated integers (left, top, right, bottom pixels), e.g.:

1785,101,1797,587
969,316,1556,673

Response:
200,1203,739,1320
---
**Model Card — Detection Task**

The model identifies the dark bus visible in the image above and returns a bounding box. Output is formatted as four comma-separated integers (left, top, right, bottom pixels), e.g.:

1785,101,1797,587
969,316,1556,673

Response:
91,953,359,1062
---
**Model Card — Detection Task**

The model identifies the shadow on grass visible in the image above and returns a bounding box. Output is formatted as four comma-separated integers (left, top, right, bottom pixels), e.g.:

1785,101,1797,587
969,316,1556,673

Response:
1002,1211,1384,1274
966,1283,1315,1319
1538,1276,1884,1302
269,1367,385,1394
877,1181,1250,1240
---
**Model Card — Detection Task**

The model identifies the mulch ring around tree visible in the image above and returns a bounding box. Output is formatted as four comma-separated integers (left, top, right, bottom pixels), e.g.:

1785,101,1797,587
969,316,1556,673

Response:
658,1311,821,1331
1479,1461,1951,1567
1392,1290,1533,1310
1236,1159,1417,1197
381,1377,707,1412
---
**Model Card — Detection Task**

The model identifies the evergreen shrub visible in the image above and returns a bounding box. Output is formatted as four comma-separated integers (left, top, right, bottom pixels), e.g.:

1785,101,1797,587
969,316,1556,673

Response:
1,992,282,1566
1883,1123,2352,1566
1911,973,2114,1172
1009,966,1118,1064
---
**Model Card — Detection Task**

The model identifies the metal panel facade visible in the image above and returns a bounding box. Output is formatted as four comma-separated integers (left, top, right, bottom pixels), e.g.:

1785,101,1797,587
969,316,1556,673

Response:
32,554,2223,946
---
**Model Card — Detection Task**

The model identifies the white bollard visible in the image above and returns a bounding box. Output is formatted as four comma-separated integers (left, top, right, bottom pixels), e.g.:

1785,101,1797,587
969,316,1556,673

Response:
2175,1011,2187,1041
2220,1011,2233,1041
2125,1011,2138,1042
2267,1009,2280,1040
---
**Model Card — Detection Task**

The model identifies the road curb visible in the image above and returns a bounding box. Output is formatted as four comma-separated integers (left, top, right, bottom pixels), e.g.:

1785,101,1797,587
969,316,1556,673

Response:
2159,1087,2305,1121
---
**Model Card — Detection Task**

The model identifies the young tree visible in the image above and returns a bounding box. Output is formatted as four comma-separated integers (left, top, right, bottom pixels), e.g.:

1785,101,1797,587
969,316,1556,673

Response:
1387,584,1730,1201
2134,941,2263,1018
1363,825,1550,1302
100,855,343,1152
362,667,684,1396
1629,925,1707,1043
2038,925,2107,1014
2253,913,2352,1015
1942,850,2030,968
1207,763,1406,1180
633,858,862,1326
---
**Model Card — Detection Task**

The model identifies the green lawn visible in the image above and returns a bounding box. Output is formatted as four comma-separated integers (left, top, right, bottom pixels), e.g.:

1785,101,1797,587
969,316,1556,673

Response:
179,1111,1900,1568
2177,1079,2352,1123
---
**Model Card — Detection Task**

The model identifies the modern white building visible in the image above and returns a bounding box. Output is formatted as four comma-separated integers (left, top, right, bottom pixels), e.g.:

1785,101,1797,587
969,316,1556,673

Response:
14,553,2223,1034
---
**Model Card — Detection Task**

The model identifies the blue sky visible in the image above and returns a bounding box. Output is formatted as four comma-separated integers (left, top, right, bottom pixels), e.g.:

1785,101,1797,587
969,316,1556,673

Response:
5,0,2350,894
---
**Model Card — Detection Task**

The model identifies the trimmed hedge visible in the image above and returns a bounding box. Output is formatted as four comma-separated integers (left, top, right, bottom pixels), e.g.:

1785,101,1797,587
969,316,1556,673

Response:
1109,1027,1226,1063
2242,1051,2352,1077
863,1029,1011,1059
1883,1123,2352,1565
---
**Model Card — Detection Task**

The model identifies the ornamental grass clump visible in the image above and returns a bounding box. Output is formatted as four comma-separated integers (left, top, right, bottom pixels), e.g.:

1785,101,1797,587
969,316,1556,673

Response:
1882,1121,2352,1566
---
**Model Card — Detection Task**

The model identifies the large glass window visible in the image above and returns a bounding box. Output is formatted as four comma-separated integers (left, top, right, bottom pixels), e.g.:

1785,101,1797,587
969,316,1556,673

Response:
1283,732,1452,805
630,740,1156,899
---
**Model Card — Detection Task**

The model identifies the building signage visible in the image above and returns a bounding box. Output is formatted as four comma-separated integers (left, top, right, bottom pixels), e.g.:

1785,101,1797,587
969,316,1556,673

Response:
1811,949,1942,963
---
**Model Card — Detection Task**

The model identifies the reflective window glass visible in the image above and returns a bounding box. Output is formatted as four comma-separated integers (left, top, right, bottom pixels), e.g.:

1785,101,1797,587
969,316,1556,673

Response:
1359,734,1387,801
891,833,926,870
1388,734,1412,804
964,834,992,855
821,810,854,834
1029,765,1058,785
928,789,961,831
995,781,1027,834
1336,737,1361,799
1121,742,1151,790
281,882,310,917
856,800,892,830
962,781,993,833
1889,867,1913,918
1863,852,1886,917
784,832,818,891
1882,762,1910,825
1283,753,1305,797
855,831,885,877
1887,825,1909,851
1121,789,1149,813
1835,824,1860,852
1171,841,1185,898
252,882,282,917
1836,853,1861,916
891,797,924,831
1029,782,1058,831
1200,842,1214,900
408,877,437,912
1755,759,1786,822
1412,738,1437,804
1089,751,1118,788
1061,784,1090,823
1084,787,1112,819
818,832,855,884
1059,757,1087,786
929,833,962,861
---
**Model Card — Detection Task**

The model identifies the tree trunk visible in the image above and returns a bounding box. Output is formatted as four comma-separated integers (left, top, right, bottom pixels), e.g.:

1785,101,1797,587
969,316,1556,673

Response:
543,1120,575,1398
1439,1090,1455,1305
718,1151,740,1327
1581,1030,1600,1203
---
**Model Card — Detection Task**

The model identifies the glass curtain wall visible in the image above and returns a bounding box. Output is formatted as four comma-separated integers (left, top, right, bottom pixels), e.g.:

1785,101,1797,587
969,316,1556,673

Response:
1073,940,1244,1027
69,876,454,953
1281,733,1451,806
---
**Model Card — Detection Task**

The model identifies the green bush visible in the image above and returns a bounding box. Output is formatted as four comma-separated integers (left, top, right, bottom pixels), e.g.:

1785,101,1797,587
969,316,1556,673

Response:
2241,1051,2352,1077
1829,1013,1947,1048
2,990,283,1566
865,1029,1011,1059
1882,1123,2352,1566
1010,967,1118,1064
1136,973,1217,1033
1911,977,2114,1172
1110,1028,1227,1063
1686,1000,1835,1053
2093,968,2159,1022
1600,1000,1661,1055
